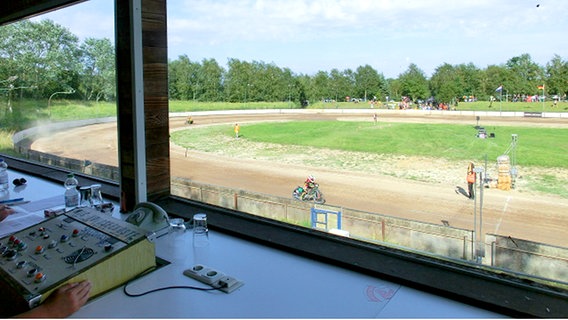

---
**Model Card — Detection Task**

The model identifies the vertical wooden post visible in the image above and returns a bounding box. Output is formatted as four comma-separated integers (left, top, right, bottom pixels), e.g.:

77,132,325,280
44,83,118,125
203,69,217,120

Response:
115,0,170,211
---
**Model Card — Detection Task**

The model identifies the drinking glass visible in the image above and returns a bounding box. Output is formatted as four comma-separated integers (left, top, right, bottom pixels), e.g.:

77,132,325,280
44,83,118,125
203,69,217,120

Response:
90,184,103,207
169,217,188,263
192,213,209,263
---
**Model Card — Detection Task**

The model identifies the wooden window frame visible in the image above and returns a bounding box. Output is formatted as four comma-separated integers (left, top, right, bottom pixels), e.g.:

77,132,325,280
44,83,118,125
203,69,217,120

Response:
2,1,566,317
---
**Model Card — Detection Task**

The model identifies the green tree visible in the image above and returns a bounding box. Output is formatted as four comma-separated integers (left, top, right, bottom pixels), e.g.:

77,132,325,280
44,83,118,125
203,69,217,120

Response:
1,20,81,99
198,58,224,102
310,71,331,102
430,63,460,104
225,59,254,103
249,61,286,102
168,55,200,100
456,63,482,100
385,78,401,102
354,65,386,101
505,53,544,95
398,63,430,102
545,54,568,97
296,74,312,107
329,68,355,101
482,64,510,99
79,37,115,101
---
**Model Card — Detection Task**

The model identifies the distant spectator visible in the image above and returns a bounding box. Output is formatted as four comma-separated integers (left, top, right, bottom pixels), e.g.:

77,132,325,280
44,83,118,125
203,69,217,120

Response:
234,123,240,138
467,162,476,200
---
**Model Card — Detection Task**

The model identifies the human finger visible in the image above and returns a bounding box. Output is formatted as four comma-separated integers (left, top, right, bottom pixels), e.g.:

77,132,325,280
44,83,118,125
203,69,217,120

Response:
0,206,15,222
57,281,80,292
73,281,92,299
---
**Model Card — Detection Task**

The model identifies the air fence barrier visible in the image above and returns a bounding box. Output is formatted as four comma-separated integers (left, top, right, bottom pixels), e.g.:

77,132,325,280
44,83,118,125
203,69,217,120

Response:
11,110,568,284
171,177,568,283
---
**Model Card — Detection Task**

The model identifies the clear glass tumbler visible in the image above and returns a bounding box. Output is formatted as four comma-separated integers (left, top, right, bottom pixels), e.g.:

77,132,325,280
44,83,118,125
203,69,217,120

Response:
192,213,209,263
169,217,187,263
90,184,103,207
79,186,92,207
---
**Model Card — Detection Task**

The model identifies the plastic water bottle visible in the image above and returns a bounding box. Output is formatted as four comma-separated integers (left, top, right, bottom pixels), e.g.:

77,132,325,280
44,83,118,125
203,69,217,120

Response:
0,158,8,192
64,173,80,211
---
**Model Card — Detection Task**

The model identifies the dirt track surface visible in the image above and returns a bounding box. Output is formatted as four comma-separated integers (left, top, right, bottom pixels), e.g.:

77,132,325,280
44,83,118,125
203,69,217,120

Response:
31,112,568,247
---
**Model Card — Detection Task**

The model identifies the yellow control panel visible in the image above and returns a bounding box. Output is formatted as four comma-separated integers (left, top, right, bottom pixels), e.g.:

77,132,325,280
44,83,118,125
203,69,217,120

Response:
0,207,156,317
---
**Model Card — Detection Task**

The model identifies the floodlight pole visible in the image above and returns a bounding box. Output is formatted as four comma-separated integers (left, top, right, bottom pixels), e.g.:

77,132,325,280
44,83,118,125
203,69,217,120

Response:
48,88,75,117
510,134,518,188
499,90,502,116
473,166,485,263
541,85,545,111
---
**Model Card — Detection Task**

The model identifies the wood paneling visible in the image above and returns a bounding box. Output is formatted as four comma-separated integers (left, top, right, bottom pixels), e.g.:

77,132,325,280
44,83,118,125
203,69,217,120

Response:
142,0,170,202
115,0,136,211
0,0,85,26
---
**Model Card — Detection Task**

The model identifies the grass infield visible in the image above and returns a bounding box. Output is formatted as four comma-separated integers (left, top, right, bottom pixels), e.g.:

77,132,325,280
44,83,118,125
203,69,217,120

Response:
173,121,568,169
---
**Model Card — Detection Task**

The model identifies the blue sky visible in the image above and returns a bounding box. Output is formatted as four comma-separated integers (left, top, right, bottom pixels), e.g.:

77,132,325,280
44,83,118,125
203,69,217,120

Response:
34,0,567,78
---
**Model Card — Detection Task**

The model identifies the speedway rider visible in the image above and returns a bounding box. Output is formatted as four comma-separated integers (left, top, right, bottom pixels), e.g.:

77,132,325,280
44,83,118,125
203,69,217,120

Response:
303,175,316,196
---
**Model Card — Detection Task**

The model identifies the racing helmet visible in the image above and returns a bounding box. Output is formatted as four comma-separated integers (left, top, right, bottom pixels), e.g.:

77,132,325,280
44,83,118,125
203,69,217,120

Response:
307,175,315,182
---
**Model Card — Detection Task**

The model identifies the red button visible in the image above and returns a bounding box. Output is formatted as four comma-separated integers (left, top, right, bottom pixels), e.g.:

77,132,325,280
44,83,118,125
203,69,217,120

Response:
34,272,46,282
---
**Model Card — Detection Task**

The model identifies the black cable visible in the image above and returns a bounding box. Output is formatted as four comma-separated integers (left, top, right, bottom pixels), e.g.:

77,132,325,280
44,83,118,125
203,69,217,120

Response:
124,284,218,297
122,265,219,298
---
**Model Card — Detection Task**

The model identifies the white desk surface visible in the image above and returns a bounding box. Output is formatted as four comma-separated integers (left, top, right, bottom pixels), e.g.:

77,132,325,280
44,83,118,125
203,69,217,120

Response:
1,169,503,318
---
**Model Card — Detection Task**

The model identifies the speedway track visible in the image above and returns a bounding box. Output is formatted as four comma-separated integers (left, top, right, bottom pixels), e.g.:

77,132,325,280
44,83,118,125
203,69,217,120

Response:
31,111,568,247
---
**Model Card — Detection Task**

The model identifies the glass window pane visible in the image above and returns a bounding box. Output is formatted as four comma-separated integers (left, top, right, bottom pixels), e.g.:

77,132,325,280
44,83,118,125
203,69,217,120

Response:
2,0,566,295
0,0,118,180
165,1,568,289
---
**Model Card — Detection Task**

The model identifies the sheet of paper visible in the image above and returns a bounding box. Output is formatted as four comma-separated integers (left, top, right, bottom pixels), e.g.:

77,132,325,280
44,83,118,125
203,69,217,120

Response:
17,195,64,212
0,209,44,238
0,195,64,238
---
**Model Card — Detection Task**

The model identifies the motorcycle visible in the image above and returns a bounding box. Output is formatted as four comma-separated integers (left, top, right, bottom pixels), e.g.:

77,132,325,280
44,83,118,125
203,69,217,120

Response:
292,183,326,204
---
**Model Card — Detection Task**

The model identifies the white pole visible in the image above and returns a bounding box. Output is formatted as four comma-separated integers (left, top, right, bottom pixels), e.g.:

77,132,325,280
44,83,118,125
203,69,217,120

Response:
131,0,147,203
473,166,485,263
542,85,545,111
498,86,503,115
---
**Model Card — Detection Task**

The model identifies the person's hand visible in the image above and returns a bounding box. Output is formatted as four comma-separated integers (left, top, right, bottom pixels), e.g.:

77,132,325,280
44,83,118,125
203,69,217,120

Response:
15,280,92,318
0,205,15,222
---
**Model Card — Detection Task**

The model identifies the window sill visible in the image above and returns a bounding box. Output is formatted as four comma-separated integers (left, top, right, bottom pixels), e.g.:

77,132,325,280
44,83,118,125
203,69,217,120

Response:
4,154,566,317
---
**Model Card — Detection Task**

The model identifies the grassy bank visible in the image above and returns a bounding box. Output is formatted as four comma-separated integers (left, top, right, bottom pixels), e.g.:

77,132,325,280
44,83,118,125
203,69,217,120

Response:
171,121,568,198
1,97,566,153
2,99,567,197
172,121,568,169
4,98,568,123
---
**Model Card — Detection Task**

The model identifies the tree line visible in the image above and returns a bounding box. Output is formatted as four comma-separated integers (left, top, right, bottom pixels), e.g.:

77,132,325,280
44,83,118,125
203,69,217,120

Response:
0,20,115,104
1,19,567,108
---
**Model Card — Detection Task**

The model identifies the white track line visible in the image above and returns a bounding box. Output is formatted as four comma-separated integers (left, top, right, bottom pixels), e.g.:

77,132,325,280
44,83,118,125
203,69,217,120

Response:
494,196,511,234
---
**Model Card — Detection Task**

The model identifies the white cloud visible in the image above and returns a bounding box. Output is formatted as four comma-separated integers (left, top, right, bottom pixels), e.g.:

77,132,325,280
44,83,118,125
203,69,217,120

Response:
31,0,114,41
28,0,568,77
169,0,567,43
